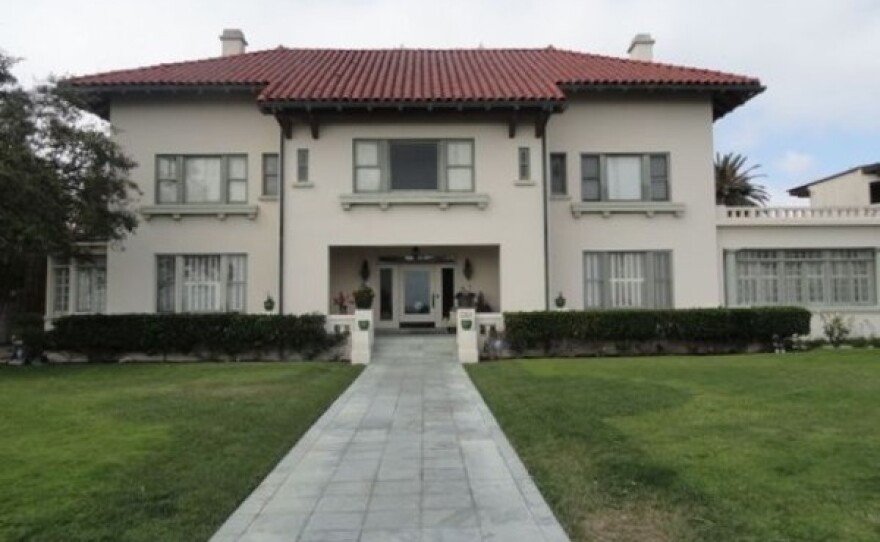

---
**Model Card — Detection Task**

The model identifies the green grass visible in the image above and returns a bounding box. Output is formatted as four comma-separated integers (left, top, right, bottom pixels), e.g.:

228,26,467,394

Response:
467,350,880,542
0,362,361,542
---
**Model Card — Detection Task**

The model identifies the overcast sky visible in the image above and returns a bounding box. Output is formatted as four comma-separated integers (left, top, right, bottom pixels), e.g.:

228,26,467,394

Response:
4,0,878,204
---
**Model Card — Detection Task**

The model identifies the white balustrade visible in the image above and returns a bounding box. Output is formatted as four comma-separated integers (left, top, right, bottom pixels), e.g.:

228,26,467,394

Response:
718,205,880,225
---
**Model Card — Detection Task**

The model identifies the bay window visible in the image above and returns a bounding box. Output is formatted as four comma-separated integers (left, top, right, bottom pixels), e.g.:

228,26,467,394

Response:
584,251,672,309
727,249,877,307
156,254,247,313
354,139,474,192
581,153,669,202
156,155,248,204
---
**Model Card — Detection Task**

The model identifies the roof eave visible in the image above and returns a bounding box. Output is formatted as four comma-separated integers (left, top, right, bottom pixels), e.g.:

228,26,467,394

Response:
257,99,566,113
559,82,765,119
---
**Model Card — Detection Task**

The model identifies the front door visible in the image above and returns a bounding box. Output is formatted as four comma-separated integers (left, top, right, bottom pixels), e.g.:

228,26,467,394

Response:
399,266,437,325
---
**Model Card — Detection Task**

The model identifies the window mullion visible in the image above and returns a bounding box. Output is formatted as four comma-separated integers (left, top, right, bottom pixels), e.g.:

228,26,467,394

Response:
175,255,184,313
645,252,656,308
599,155,608,201
177,156,185,203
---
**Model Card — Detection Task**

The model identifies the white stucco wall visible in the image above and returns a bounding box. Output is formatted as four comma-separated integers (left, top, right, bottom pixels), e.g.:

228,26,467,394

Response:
718,224,880,337
283,121,545,314
808,169,880,207
102,96,280,314
546,95,720,309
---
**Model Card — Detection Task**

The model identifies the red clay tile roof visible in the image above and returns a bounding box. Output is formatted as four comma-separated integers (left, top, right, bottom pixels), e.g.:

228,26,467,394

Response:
66,47,762,107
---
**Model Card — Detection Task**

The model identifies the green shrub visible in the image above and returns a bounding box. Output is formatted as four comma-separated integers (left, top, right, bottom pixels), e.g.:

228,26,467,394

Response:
503,307,812,352
49,313,340,361
10,312,48,361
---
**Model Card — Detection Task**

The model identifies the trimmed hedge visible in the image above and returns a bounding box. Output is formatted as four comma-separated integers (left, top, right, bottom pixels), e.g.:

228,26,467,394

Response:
503,307,812,352
49,313,340,361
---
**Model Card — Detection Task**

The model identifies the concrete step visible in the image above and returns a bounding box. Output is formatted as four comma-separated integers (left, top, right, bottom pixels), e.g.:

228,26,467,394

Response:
373,336,457,360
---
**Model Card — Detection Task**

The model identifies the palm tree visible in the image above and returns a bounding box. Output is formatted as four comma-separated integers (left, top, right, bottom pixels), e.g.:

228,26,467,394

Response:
715,152,769,206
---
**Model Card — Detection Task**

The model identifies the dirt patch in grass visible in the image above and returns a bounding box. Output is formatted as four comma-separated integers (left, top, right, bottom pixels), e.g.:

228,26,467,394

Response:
581,502,687,542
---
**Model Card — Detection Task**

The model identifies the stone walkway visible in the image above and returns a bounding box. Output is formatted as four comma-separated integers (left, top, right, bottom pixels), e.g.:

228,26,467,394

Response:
210,335,569,542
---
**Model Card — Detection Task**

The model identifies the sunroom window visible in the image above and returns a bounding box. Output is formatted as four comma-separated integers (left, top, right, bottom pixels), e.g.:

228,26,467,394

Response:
354,139,474,192
52,256,106,315
727,249,877,307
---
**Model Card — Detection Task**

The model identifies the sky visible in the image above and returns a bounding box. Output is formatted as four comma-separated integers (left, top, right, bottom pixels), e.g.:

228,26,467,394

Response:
3,0,878,204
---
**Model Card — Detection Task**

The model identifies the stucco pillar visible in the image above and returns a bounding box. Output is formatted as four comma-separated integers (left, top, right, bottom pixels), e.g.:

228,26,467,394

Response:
456,308,478,363
351,309,373,364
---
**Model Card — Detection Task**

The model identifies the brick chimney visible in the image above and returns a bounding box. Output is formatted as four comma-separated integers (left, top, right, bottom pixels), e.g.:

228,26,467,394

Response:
220,29,247,56
627,33,655,61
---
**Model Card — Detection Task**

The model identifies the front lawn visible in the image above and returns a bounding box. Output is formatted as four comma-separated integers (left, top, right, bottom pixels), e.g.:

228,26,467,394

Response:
467,350,880,542
0,362,361,542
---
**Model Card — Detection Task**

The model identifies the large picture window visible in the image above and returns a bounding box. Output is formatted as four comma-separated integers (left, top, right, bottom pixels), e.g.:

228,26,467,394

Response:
156,254,247,313
727,249,877,307
584,251,672,309
156,155,248,204
580,153,669,202
353,139,474,192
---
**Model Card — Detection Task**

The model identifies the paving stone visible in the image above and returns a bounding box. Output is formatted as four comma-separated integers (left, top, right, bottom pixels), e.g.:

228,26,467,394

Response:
208,335,568,542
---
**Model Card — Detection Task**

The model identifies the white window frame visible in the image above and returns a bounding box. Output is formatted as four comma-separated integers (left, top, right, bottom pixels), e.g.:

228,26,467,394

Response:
51,256,107,315
352,139,475,193
155,154,249,205
725,249,878,307
155,254,248,313
583,251,673,309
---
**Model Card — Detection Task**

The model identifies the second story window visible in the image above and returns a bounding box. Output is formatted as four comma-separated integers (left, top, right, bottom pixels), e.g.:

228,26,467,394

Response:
580,153,669,202
354,139,474,192
870,180,880,204
297,149,310,183
262,154,279,196
550,153,567,195
156,155,248,205
518,147,531,181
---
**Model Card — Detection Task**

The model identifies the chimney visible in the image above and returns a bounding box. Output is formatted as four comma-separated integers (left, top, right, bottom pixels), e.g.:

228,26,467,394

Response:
220,29,247,56
627,33,655,61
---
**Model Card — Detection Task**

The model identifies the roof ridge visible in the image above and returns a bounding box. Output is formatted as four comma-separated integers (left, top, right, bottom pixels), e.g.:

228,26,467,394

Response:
547,47,761,84
66,47,288,83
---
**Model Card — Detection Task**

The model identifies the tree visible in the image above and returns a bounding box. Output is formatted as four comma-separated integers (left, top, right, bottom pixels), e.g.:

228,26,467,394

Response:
715,151,769,207
0,52,138,318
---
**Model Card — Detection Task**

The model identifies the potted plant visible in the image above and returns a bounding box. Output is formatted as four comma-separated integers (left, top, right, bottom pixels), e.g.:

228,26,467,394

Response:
332,291,353,314
455,287,476,308
353,284,375,310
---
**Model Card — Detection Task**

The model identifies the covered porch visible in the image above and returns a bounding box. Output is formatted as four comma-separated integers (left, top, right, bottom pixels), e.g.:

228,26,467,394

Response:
329,245,500,330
